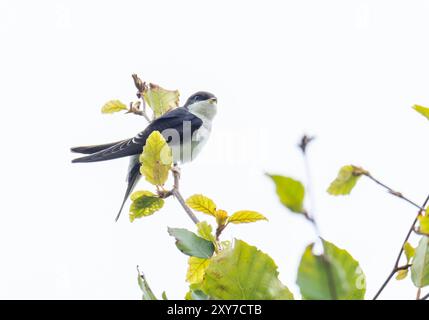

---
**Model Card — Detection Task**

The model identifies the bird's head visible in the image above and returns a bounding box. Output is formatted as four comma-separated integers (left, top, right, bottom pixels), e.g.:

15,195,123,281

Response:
184,91,217,121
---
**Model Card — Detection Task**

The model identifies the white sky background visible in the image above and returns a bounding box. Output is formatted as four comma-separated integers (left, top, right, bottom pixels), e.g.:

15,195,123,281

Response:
0,0,428,299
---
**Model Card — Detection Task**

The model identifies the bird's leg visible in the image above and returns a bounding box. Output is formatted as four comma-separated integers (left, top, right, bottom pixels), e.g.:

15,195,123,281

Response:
171,163,181,190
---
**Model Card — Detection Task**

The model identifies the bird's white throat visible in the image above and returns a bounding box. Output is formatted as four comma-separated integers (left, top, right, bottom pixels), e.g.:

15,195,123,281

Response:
187,100,217,125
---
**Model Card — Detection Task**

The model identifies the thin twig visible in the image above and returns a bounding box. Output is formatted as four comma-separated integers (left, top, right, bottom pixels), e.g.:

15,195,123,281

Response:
130,74,151,122
128,107,151,122
420,292,429,300
417,288,422,300
364,173,425,211
373,193,429,300
299,135,337,299
298,135,319,235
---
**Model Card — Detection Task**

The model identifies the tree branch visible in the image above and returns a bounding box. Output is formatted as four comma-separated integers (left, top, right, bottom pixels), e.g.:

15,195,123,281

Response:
157,166,200,225
172,188,200,225
373,193,429,300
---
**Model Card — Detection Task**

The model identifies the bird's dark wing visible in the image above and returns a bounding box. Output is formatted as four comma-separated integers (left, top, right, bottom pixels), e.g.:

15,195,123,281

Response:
70,140,127,154
115,156,141,221
71,108,203,163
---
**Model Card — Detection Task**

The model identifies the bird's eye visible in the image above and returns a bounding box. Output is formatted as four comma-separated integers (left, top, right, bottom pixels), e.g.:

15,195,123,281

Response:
193,95,200,102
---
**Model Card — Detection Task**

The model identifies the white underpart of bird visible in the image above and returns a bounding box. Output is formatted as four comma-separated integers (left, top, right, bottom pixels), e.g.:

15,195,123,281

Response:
171,99,217,163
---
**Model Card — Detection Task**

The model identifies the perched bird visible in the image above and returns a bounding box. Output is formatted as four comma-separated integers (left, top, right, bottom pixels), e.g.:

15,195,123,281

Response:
71,91,218,221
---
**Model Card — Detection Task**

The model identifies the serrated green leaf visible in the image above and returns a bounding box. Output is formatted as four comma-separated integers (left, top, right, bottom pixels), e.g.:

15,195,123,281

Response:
186,194,217,216
411,236,429,288
101,99,128,114
197,221,216,243
137,271,157,300
129,191,164,222
202,239,294,300
327,165,366,196
139,131,172,186
297,239,366,300
228,210,268,224
168,227,215,259
413,105,429,121
143,83,180,118
186,257,210,284
267,174,305,213
396,269,408,281
404,242,416,263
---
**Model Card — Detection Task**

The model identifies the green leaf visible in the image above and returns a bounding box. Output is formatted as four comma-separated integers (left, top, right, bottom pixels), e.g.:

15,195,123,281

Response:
418,215,429,235
228,210,268,224
186,257,210,284
137,271,157,300
327,165,367,196
129,191,164,222
161,291,168,300
168,227,215,259
185,283,209,300
197,221,216,243
297,239,366,300
267,174,305,213
202,239,294,300
186,194,217,216
139,131,172,186
143,83,180,118
411,236,429,288
396,269,408,281
101,99,128,114
413,105,429,121
404,242,416,263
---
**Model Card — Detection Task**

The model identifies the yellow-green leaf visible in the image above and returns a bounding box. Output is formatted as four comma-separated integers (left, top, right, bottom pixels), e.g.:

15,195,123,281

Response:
186,257,210,284
202,239,294,300
129,191,164,222
413,105,429,121
139,131,172,186
143,83,180,118
101,100,128,114
186,194,217,216
327,165,367,196
404,242,416,263
267,174,305,213
197,221,216,243
418,215,429,235
396,269,408,281
228,210,268,224
411,236,429,288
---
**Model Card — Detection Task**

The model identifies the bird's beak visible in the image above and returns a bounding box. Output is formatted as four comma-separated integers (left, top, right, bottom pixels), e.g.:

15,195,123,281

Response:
208,97,217,104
